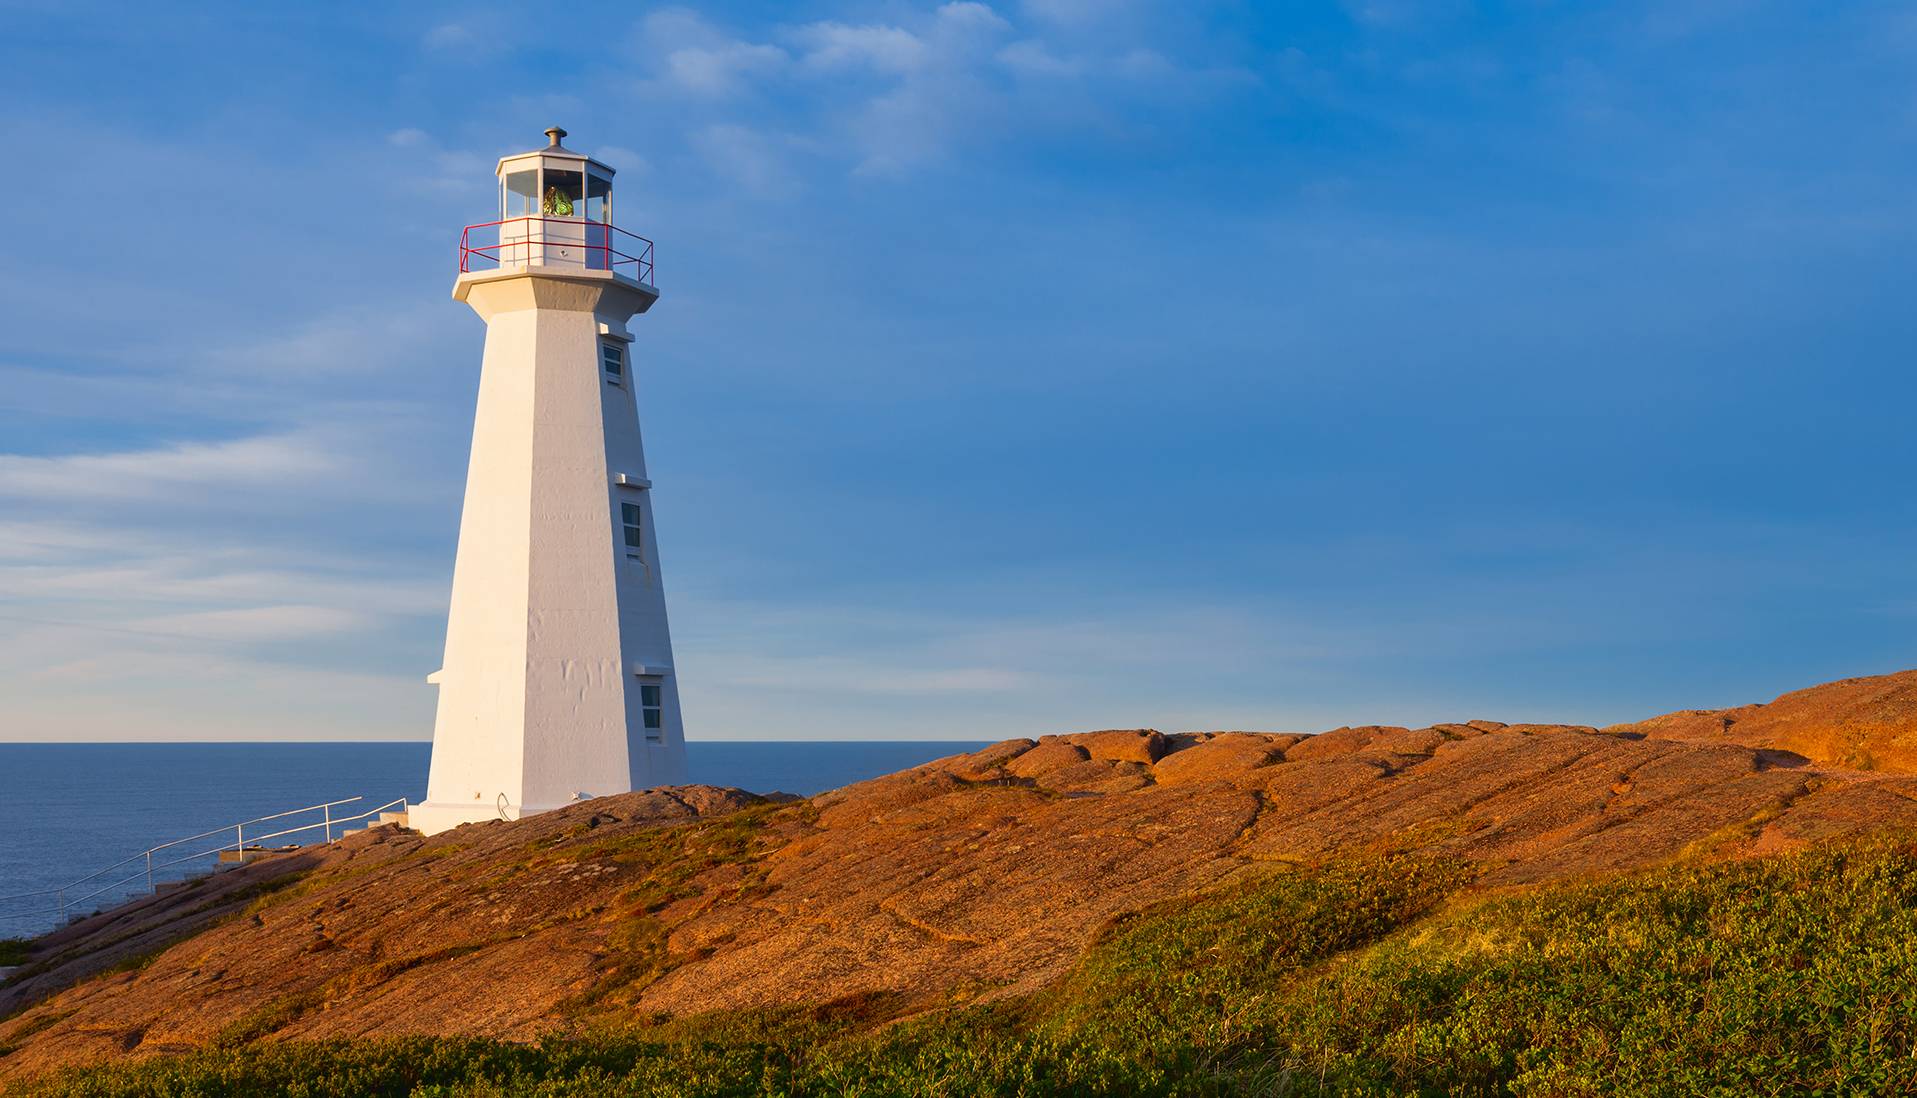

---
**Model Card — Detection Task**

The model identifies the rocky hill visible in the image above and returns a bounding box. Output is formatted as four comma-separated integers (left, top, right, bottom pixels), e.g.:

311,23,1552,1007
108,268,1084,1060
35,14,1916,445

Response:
4,670,1917,1087
1609,668,1917,772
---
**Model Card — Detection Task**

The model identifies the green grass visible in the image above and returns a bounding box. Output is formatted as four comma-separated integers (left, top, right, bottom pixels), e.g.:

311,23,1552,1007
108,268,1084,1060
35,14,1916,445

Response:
16,839,1917,1096
0,941,30,968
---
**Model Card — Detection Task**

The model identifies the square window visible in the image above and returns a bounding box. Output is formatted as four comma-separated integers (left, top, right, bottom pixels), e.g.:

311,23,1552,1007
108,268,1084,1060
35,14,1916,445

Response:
620,502,644,553
638,681,664,736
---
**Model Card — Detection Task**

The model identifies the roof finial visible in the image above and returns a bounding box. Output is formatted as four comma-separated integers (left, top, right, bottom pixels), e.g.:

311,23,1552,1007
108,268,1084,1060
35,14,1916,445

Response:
544,126,568,148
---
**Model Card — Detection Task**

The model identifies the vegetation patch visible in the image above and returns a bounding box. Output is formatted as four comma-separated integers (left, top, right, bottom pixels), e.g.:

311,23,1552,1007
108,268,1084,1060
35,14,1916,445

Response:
21,838,1917,1095
0,1008,77,1059
553,805,796,1016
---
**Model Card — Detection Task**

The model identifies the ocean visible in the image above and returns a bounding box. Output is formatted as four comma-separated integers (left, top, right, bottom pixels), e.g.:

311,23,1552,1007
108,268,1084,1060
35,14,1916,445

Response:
0,740,985,939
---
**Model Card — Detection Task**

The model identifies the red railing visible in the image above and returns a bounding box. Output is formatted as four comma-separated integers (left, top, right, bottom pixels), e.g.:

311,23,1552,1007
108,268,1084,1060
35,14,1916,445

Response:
459,217,656,285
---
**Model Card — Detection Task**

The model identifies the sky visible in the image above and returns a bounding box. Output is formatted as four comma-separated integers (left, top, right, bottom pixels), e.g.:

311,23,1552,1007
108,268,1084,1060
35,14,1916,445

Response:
1,0,1914,742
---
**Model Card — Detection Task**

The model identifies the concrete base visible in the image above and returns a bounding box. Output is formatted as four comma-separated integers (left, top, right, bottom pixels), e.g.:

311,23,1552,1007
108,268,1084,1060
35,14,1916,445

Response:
409,800,579,836
409,801,508,836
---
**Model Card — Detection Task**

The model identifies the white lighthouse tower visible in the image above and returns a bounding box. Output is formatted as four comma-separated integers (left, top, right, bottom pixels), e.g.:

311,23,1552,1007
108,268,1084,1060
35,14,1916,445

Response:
412,127,687,836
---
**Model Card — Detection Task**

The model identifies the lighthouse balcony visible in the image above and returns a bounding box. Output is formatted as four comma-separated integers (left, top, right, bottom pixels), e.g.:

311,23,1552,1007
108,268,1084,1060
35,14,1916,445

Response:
460,217,655,287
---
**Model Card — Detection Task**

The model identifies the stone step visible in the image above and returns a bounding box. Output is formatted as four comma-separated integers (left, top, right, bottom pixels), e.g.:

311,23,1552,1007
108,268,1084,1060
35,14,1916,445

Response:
343,810,413,837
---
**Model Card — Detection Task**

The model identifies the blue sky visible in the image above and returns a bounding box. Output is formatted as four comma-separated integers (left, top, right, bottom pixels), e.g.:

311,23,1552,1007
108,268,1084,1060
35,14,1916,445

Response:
2,0,1914,742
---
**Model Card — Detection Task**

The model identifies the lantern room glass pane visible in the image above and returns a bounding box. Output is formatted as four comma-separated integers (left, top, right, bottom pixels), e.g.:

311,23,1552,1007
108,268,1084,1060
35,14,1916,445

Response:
505,170,537,217
586,174,611,222
543,168,583,217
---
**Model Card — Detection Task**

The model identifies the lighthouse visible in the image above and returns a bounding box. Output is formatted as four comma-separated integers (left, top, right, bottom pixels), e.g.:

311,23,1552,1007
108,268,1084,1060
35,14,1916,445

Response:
412,128,687,836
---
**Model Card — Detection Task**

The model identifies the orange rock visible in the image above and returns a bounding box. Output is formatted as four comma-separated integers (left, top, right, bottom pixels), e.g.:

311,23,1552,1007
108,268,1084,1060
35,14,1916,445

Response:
943,738,1036,780
1005,740,1090,779
1066,729,1167,764
1284,725,1410,761
1609,669,1917,773
1152,732,1293,786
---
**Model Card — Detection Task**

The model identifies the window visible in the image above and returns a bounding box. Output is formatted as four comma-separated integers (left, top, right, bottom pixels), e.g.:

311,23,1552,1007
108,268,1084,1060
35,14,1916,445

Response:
585,173,612,223
585,179,612,269
602,342,624,383
621,501,644,561
504,170,538,217
542,168,583,217
640,682,663,742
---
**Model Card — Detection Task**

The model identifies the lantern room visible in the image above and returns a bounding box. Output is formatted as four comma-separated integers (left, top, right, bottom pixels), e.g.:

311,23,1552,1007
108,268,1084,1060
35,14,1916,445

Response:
459,127,655,286
499,126,615,223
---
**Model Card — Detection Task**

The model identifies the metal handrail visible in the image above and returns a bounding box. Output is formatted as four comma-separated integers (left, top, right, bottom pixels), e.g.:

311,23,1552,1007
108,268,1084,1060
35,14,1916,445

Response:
246,797,407,847
0,798,366,902
458,215,656,284
0,796,409,933
62,797,409,910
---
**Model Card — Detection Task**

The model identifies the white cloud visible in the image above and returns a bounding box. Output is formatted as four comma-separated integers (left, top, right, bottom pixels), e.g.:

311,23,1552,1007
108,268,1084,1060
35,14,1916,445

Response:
0,518,446,615
1337,0,1481,32
998,39,1084,76
0,433,342,503
717,656,1041,695
618,0,1239,181
663,41,788,97
640,8,788,97
1112,47,1175,79
639,8,721,48
667,593,1406,740
126,605,375,642
421,17,515,61
795,23,928,73
378,129,496,198
593,145,650,177
785,4,1020,174
2,636,433,742
937,2,1013,37
1019,0,1138,25
692,123,798,195
423,22,478,51
205,304,449,376
0,510,446,741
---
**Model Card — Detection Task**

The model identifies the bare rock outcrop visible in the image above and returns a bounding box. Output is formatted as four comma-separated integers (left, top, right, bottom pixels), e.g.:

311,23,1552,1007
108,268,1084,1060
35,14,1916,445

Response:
6,670,1917,1083
1610,669,1917,773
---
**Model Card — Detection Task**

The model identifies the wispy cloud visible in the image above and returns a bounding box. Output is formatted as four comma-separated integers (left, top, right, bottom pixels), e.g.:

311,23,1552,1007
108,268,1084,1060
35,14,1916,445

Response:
0,517,444,612
666,41,789,97
0,433,342,502
691,123,803,195
203,305,450,376
997,39,1085,76
624,0,1246,179
125,605,375,642
795,23,930,73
